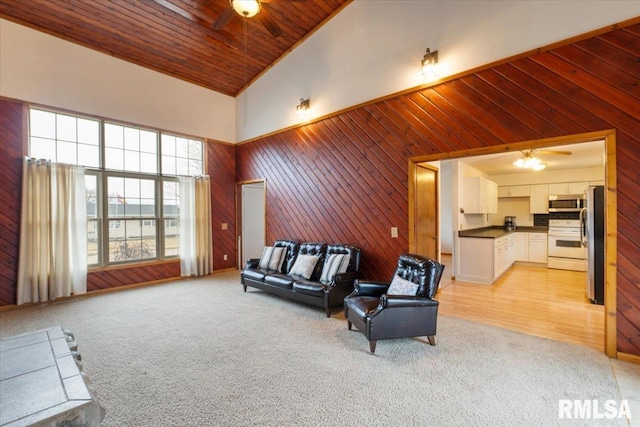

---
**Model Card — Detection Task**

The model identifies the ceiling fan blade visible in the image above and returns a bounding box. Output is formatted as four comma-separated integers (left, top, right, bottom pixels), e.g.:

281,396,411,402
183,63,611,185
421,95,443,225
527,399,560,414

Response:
256,7,283,38
536,150,572,155
212,7,236,30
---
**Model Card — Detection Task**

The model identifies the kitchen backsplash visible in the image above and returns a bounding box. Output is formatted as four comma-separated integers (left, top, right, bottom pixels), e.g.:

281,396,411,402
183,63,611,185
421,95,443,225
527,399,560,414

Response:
534,214,549,227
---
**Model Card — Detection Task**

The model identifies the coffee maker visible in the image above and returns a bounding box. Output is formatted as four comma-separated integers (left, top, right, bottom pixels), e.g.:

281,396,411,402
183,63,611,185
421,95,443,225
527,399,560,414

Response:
504,216,516,231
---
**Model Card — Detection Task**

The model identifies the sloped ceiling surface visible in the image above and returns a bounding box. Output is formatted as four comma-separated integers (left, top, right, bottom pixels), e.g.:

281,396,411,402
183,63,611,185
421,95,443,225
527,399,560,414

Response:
0,0,350,96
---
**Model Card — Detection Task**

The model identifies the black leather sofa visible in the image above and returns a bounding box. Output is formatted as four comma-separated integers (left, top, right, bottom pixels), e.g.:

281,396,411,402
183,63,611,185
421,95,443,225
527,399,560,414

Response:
241,240,361,317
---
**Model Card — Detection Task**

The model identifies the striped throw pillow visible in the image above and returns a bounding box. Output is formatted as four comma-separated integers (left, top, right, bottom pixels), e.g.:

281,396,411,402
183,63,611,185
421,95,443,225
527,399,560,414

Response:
320,254,350,284
258,246,286,271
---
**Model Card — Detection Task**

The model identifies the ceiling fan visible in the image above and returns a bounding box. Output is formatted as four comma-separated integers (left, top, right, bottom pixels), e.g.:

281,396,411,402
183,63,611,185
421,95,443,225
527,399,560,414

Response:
514,149,572,170
213,0,307,38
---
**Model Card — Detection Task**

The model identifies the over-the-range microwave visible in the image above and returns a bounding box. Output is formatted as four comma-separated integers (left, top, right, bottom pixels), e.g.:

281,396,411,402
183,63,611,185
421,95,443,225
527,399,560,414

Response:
548,194,586,212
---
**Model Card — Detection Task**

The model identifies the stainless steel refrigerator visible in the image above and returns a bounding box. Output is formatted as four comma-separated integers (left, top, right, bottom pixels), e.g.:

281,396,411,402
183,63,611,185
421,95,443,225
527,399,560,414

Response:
581,185,604,305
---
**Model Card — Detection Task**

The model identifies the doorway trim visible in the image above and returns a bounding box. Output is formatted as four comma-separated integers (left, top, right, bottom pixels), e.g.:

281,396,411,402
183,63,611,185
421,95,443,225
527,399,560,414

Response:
236,179,267,269
408,129,617,358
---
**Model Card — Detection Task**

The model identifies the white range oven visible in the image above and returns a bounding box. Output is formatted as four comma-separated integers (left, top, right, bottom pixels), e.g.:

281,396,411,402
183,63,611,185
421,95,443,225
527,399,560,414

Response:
547,218,587,271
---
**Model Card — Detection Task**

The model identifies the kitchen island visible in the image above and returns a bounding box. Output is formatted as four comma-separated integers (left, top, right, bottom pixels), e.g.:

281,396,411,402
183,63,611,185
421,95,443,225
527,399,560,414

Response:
457,226,548,285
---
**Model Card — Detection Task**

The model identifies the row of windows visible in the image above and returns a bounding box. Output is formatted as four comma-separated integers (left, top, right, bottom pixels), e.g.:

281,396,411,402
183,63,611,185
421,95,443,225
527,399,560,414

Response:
29,107,204,267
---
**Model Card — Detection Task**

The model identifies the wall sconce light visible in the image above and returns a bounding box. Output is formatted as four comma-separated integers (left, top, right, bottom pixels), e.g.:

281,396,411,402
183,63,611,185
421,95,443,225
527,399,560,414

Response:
421,48,439,80
296,98,310,118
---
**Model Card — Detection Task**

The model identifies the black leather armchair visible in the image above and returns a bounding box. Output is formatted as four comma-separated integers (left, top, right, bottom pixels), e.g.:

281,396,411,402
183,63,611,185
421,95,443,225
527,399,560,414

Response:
344,254,445,354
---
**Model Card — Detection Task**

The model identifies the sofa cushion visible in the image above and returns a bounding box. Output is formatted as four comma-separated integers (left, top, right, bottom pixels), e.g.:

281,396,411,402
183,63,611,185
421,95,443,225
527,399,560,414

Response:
292,280,326,297
242,268,269,281
289,254,320,280
387,274,419,296
273,240,300,274
264,273,294,289
258,246,286,271
345,296,381,318
319,254,350,284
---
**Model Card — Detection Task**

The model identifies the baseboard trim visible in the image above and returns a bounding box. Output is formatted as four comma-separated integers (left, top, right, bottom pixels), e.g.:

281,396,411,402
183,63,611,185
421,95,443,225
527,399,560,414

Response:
617,352,640,365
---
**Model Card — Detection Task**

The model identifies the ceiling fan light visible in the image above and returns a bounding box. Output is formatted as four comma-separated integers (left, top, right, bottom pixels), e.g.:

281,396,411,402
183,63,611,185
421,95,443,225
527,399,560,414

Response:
532,163,546,171
231,0,261,18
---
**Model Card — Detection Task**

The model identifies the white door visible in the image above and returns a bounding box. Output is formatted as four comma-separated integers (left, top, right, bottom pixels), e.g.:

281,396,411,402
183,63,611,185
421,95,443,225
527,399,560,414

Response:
241,183,265,267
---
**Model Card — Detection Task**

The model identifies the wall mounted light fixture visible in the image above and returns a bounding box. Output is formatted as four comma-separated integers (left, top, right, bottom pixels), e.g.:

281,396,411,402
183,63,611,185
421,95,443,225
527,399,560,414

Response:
296,98,310,118
421,48,439,80
231,0,261,18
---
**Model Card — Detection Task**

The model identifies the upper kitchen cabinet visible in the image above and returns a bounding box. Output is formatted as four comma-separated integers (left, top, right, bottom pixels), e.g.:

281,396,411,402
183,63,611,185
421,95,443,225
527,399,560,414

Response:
463,176,498,214
548,181,589,195
529,184,549,214
498,185,530,198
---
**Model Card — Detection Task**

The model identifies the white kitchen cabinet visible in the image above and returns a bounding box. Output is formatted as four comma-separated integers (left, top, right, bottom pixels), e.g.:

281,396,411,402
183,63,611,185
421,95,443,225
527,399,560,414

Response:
590,181,605,186
458,234,516,285
514,232,528,261
528,232,548,263
463,176,498,214
548,181,589,195
498,185,530,198
529,184,549,214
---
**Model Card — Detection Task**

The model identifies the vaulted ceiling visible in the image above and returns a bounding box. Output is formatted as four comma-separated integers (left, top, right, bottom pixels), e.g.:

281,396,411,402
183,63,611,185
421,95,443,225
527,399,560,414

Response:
0,0,350,97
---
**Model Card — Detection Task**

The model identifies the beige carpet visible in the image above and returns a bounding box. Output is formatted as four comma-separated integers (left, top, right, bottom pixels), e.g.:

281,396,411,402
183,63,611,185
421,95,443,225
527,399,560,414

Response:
0,271,627,426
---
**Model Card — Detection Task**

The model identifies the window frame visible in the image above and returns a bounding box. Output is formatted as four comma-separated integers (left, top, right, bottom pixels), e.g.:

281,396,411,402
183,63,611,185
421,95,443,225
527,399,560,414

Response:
27,106,205,268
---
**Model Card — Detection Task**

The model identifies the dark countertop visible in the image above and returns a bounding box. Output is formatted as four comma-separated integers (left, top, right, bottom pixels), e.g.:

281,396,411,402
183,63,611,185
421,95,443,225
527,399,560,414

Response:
458,226,548,239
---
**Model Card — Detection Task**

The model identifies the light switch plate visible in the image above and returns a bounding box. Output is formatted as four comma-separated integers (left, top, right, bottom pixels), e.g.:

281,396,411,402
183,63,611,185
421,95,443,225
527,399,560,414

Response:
221,223,228,230
391,227,398,238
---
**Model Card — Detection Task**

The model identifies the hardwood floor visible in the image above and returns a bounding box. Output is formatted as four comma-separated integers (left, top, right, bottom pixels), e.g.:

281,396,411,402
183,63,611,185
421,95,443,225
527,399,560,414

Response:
436,255,605,351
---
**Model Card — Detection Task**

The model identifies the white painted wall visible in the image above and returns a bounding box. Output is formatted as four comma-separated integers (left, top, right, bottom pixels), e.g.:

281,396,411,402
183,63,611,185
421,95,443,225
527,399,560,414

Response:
3,2,639,144
236,0,640,141
0,19,235,142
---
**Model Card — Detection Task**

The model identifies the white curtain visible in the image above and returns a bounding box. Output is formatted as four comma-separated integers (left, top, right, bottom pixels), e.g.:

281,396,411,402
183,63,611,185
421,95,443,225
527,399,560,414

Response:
17,159,87,305
179,176,213,276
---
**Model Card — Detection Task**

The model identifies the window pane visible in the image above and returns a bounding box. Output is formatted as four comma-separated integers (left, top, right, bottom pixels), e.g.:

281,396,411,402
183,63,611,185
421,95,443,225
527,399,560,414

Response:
78,144,100,168
85,175,98,218
107,177,125,218
164,219,179,257
30,137,56,161
162,155,176,175
190,159,202,176
56,114,77,142
105,147,124,170
105,123,124,148
162,135,176,156
87,219,100,265
124,150,140,172
57,140,77,164
163,181,179,216
140,130,157,153
77,118,99,146
140,152,157,174
176,157,190,176
109,219,156,262
125,178,140,198
124,127,140,151
30,109,56,138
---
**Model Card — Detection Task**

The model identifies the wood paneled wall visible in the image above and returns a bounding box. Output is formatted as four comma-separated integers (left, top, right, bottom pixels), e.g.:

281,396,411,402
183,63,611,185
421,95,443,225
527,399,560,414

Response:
237,23,640,355
207,140,237,270
0,99,237,305
0,99,23,306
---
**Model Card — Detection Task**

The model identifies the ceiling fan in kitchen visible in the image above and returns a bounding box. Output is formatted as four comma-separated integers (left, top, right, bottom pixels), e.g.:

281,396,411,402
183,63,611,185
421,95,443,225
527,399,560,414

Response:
514,149,572,170
213,0,307,38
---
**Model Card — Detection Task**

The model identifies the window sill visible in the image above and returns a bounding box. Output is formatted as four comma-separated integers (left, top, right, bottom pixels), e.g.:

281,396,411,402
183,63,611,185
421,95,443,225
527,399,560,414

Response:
88,258,179,273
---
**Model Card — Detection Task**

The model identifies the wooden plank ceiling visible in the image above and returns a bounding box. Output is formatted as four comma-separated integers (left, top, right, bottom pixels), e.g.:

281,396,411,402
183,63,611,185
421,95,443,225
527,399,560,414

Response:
0,0,349,97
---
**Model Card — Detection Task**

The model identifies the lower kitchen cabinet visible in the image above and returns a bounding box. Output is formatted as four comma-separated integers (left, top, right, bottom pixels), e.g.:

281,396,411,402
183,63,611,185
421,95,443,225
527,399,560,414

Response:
458,234,515,285
528,232,548,263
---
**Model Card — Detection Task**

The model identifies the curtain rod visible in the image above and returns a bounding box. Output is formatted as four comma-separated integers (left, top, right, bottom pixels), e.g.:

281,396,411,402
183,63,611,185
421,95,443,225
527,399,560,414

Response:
25,157,51,166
